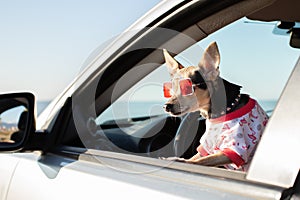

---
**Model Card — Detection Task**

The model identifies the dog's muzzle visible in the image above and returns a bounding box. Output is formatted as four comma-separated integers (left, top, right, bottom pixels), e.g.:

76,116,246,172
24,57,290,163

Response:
163,103,173,113
163,103,184,116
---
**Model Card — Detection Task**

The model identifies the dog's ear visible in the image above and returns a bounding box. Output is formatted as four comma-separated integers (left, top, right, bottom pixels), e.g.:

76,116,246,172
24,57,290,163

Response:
198,42,220,81
163,49,184,77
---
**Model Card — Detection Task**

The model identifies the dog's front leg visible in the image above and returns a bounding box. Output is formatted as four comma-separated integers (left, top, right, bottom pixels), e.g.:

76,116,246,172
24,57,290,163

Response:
188,152,201,161
186,152,231,166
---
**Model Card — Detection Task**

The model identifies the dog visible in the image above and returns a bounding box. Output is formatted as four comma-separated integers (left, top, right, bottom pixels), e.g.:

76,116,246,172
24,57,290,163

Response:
162,42,268,171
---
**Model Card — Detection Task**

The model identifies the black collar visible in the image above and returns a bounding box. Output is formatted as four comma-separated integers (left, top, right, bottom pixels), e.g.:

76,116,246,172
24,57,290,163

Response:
209,94,242,119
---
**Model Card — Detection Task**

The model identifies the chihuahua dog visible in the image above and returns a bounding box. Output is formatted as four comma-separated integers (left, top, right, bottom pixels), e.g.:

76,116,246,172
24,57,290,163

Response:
162,42,268,171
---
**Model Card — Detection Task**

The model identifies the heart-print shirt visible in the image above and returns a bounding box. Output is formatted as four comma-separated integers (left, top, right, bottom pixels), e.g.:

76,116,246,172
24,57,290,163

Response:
197,98,269,171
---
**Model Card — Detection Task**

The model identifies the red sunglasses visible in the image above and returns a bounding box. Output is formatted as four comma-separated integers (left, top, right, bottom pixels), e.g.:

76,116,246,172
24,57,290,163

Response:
163,78,196,98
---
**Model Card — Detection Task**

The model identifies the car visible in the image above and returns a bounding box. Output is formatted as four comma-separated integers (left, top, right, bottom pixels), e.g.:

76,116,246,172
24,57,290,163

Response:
0,0,300,199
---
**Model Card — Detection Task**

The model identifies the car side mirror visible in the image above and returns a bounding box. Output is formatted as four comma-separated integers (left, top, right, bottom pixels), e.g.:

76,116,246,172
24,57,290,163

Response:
0,92,35,151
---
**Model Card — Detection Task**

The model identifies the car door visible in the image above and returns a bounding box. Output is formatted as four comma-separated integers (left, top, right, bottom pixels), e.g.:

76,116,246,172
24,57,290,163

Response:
7,151,201,200
0,155,20,200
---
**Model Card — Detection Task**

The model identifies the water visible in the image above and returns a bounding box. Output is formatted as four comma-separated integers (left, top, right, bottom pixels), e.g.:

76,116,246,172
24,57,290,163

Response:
96,100,277,124
257,100,277,115
37,99,277,118
97,101,166,124
1,100,276,142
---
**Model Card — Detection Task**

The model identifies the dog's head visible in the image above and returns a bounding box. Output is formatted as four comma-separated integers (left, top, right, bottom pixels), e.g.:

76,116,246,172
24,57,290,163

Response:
163,42,220,117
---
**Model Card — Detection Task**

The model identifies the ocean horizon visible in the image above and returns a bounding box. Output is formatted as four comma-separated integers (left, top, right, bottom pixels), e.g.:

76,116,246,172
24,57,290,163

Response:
37,99,277,113
95,100,277,124
37,99,277,123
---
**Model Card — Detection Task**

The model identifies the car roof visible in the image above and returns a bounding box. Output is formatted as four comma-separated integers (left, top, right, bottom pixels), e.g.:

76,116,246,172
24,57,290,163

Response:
247,0,300,22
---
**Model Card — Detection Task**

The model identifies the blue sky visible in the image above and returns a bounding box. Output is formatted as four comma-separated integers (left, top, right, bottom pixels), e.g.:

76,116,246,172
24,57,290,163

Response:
0,0,160,101
0,0,299,103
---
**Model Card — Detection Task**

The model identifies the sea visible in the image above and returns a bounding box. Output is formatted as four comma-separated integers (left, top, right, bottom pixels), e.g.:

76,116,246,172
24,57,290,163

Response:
37,100,277,116
37,100,277,119
1,100,276,129
95,100,277,124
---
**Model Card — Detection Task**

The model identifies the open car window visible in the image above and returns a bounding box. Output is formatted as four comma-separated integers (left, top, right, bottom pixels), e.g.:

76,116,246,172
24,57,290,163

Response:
97,17,298,127
96,65,169,126
66,17,299,176
197,18,299,113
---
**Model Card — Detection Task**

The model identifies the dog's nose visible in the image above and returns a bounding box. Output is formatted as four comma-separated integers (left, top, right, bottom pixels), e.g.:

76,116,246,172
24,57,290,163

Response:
164,103,173,112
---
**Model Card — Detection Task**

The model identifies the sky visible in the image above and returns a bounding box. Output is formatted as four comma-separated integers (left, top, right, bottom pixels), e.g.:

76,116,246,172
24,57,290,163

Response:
0,0,299,104
0,0,160,101
196,19,300,101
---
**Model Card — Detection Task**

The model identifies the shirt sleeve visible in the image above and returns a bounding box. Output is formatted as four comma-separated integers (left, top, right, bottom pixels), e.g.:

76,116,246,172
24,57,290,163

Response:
218,122,248,167
222,148,245,167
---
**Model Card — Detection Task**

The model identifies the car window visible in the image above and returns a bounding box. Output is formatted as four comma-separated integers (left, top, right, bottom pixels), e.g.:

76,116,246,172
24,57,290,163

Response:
69,17,299,169
96,66,169,125
97,17,299,126
197,18,299,113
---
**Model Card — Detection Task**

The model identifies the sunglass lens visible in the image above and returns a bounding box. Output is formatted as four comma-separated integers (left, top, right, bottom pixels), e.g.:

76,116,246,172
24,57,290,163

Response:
163,82,172,98
179,79,193,96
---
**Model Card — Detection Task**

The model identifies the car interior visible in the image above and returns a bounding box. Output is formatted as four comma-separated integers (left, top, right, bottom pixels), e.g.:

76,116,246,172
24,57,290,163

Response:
55,0,300,163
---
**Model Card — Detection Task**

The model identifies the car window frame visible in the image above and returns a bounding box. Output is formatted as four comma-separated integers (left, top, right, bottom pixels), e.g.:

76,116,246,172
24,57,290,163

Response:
247,56,300,188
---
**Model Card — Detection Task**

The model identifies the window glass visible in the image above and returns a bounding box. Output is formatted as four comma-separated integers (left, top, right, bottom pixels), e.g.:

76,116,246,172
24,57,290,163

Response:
96,66,169,125
97,18,299,125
